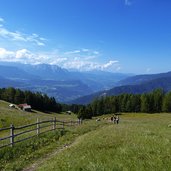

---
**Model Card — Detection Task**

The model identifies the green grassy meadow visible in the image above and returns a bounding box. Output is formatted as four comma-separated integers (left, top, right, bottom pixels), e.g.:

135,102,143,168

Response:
1,100,171,171
37,113,171,171
0,100,78,171
0,100,76,129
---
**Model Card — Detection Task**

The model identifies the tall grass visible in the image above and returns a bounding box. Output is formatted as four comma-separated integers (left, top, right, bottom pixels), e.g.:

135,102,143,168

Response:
0,117,106,171
37,113,171,171
0,130,65,171
0,100,80,170
1,111,171,171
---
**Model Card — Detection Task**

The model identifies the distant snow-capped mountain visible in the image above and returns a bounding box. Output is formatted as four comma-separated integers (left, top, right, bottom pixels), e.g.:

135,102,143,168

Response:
0,62,130,102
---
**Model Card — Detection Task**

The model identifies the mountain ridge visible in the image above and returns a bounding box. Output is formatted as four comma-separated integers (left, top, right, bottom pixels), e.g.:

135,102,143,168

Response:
71,73,171,104
0,62,130,102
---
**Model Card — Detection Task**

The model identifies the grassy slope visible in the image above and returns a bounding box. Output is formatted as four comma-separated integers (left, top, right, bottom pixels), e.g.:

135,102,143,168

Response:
0,100,79,171
0,100,76,128
37,113,171,171
0,118,106,171
1,101,171,171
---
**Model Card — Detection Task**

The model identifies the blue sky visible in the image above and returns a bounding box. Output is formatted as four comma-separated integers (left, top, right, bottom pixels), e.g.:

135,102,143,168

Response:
0,0,171,74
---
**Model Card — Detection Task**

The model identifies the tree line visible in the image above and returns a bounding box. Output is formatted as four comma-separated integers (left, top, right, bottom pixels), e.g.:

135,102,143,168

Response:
77,89,171,119
2,87,171,118
0,87,62,113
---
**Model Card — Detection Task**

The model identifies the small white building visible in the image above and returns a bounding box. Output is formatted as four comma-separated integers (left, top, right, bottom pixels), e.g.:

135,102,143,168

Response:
9,104,15,108
66,111,72,115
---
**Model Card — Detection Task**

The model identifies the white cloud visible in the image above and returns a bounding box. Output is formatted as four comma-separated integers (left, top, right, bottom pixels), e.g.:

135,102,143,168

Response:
0,23,46,46
64,50,81,55
26,33,45,46
0,48,15,60
125,0,132,6
101,60,119,69
0,47,68,65
84,56,97,60
146,68,151,73
0,17,4,23
93,51,99,55
16,49,33,59
116,66,121,71
62,58,120,72
64,49,100,57
0,48,35,63
0,47,121,72
82,48,89,52
50,58,67,64
0,28,26,41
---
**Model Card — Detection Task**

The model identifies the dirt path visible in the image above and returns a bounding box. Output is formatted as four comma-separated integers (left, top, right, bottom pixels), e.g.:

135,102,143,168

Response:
22,130,90,171
23,141,76,171
22,124,106,171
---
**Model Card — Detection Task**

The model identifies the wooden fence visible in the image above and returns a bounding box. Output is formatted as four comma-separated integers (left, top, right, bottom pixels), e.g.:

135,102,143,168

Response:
0,118,82,149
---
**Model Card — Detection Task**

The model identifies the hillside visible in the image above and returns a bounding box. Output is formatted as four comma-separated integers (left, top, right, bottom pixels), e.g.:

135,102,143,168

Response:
0,100,76,128
0,62,130,102
1,100,171,171
26,113,171,171
116,71,171,86
71,75,171,104
0,65,38,80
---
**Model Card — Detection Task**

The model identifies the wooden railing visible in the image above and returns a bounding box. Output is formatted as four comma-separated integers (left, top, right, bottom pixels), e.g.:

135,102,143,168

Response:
0,118,82,149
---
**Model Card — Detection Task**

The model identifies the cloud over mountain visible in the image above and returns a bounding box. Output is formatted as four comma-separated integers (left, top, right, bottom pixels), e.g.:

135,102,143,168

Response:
0,17,121,72
0,47,121,72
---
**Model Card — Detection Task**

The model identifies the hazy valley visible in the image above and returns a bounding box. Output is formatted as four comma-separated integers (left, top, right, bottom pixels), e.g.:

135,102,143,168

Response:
0,62,130,103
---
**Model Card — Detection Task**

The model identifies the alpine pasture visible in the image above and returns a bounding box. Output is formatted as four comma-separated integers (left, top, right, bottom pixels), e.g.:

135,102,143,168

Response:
0,100,171,170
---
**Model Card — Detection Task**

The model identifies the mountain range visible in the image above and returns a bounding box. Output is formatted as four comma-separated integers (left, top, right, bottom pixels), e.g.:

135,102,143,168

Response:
71,71,171,104
1,62,171,104
0,62,131,102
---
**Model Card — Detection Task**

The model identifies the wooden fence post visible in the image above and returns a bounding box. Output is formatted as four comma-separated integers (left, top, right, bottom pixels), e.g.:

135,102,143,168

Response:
79,118,82,125
10,124,14,147
62,121,64,130
36,118,40,136
53,117,56,130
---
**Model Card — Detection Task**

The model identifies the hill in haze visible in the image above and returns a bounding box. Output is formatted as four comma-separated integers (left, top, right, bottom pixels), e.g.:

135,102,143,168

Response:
71,71,171,104
0,62,130,102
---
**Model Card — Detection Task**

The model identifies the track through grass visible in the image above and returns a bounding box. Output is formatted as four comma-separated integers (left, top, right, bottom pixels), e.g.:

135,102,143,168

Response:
37,113,171,171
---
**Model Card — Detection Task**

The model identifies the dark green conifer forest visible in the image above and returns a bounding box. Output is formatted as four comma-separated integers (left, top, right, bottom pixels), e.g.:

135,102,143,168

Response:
77,89,171,119
0,87,62,113
1,88,171,119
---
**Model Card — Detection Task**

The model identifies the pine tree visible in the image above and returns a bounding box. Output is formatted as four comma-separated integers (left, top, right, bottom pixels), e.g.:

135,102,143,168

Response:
162,92,171,112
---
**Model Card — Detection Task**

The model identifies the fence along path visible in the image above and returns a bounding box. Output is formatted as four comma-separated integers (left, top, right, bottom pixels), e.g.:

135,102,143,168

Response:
0,117,81,149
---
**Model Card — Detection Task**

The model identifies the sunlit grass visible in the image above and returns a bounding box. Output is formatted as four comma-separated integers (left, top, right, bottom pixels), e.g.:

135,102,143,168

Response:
37,113,171,171
1,102,171,171
0,100,77,128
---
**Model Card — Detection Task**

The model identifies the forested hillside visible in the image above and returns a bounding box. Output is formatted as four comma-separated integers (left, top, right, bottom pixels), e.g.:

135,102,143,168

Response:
0,87,62,113
77,89,171,119
72,76,171,104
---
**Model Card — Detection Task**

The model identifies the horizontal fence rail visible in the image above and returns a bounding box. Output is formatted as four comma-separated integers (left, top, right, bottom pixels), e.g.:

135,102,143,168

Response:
0,117,82,149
